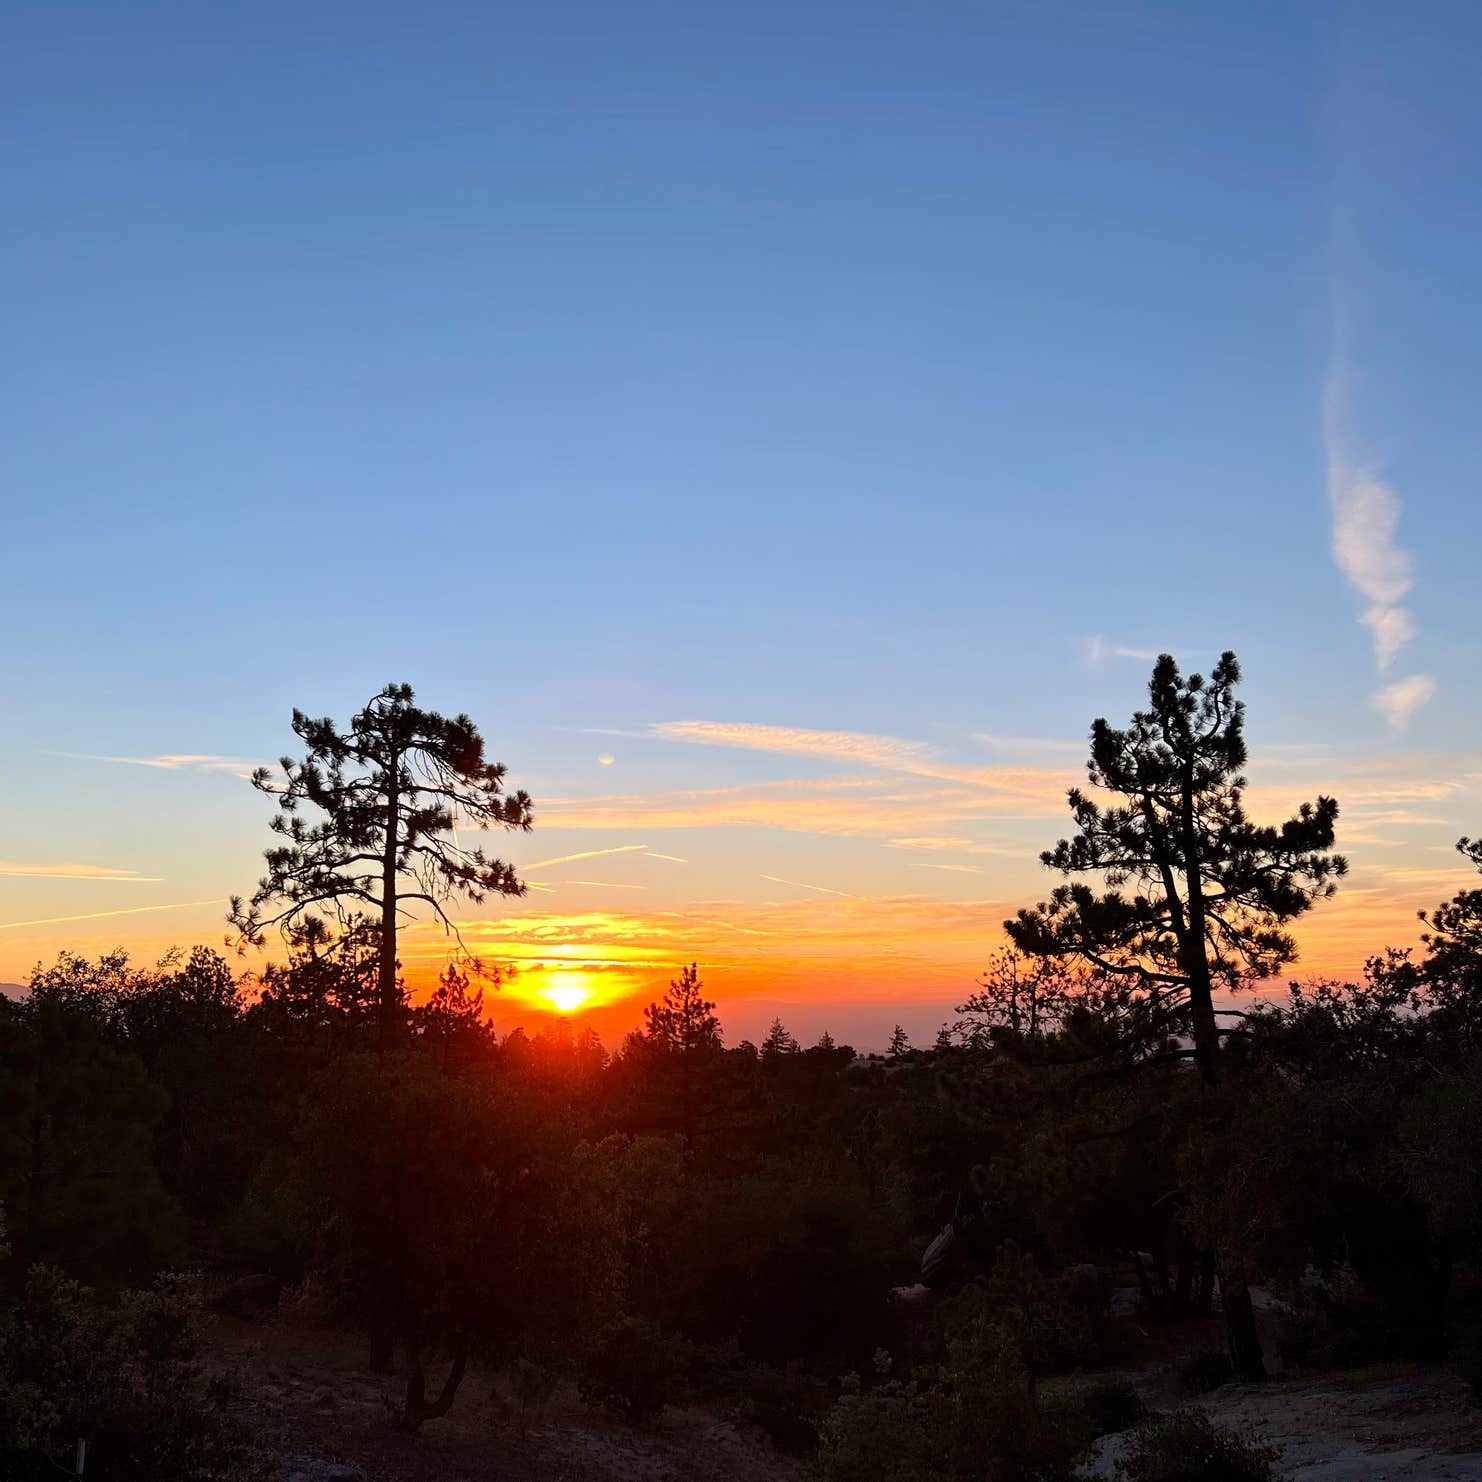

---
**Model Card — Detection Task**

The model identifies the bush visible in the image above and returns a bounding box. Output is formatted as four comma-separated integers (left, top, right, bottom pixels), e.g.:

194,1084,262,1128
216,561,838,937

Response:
1116,1408,1278,1482
739,1364,825,1454
938,1245,1096,1378
1077,1376,1146,1435
1452,1302,1482,1407
492,1356,560,1439
819,1374,938,1482
820,1348,1092,1482
1178,1350,1234,1395
0,1265,248,1481
659,1163,900,1365
578,1318,685,1423
1277,1262,1449,1371
0,1003,181,1287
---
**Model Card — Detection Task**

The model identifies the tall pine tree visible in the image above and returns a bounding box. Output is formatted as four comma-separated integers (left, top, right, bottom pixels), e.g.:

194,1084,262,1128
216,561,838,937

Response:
1006,652,1345,1084
230,683,532,1042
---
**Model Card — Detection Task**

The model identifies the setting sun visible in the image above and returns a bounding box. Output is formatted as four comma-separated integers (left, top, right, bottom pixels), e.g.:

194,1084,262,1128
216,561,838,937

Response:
542,970,593,1014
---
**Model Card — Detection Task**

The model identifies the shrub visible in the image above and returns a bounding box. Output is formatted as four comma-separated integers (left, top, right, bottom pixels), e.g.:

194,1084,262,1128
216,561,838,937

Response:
1452,1304,1482,1406
739,1364,825,1454
819,1375,937,1482
1178,1350,1234,1395
0,1266,248,1481
1116,1408,1278,1482
492,1356,560,1439
1077,1376,1146,1435
939,1245,1096,1378
659,1163,900,1365
820,1348,1092,1482
0,1003,181,1288
1275,1257,1450,1373
578,1318,685,1423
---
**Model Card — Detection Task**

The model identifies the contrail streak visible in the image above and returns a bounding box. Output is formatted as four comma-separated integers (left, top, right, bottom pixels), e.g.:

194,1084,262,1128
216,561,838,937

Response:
520,845,650,871
0,898,228,931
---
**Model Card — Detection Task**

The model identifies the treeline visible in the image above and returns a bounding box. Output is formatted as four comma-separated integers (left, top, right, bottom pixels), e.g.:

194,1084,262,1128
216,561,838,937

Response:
4,660,1482,1482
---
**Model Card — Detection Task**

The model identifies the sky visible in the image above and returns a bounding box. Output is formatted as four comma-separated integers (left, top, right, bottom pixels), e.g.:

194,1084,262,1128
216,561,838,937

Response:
4,1,1482,1050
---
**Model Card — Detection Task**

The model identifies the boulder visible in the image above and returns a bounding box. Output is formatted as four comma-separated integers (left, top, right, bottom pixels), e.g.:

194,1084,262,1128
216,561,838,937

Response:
276,1457,367,1482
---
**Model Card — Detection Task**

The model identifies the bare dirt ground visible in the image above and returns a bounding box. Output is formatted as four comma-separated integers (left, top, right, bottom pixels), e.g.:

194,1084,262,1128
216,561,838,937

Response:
215,1293,1482,1481
212,1312,808,1482
1081,1365,1482,1480
1077,1290,1482,1481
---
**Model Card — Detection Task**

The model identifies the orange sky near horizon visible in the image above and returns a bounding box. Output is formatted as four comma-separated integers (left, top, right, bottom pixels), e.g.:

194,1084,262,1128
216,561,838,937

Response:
4,728,1479,1052
0,853,1470,1052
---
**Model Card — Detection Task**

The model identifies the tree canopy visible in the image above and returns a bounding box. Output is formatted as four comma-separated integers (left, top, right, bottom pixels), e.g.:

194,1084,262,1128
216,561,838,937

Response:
229,683,532,1037
1006,652,1346,1082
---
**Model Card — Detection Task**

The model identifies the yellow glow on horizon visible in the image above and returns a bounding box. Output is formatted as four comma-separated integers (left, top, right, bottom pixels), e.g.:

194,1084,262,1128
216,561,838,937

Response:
542,969,594,1013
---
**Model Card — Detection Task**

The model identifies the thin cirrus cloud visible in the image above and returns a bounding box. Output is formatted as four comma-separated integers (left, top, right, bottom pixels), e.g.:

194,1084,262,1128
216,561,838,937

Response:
0,898,227,932
68,752,262,779
651,720,937,773
887,836,977,851
973,733,1087,760
1083,636,1166,666
760,874,855,898
519,844,653,872
549,720,1077,843
0,861,160,882
541,774,1067,838
887,836,1018,857
645,719,1077,797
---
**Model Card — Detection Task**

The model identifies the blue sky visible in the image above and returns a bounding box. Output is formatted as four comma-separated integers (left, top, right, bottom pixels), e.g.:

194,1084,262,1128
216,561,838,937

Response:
4,2,1481,1045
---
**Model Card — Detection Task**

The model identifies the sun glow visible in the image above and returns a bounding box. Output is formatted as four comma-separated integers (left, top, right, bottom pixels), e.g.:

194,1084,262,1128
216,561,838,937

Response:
542,969,594,1013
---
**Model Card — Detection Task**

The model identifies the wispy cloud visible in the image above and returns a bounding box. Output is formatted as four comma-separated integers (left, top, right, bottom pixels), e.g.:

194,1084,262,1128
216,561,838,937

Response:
887,836,1017,857
643,851,688,864
0,861,160,882
541,774,1067,838
1325,246,1433,725
520,844,652,871
652,720,937,772
1373,675,1437,730
68,752,260,779
973,733,1086,759
760,874,855,898
0,898,226,932
1083,637,1166,666
888,836,977,851
565,880,647,890
1324,381,1419,673
908,862,983,874
644,720,1078,801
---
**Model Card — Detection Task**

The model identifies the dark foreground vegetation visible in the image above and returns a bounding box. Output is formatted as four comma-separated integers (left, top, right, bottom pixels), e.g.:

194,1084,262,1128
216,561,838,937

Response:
5,659,1482,1479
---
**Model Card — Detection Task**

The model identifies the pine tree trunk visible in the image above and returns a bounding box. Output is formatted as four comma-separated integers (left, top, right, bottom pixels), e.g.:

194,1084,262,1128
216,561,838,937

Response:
368,1323,395,1373
1196,1248,1216,1315
398,1339,468,1431
1186,970,1221,1087
1222,1272,1266,1380
1180,771,1266,1375
378,775,401,1047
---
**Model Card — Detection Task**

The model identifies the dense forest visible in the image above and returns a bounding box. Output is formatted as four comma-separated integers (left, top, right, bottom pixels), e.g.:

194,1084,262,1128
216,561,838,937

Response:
5,655,1482,1480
